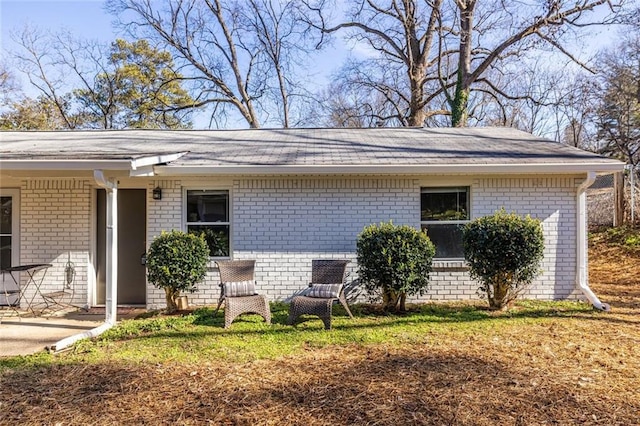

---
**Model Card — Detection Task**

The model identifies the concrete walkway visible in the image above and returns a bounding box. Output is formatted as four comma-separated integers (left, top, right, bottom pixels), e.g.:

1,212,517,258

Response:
0,308,142,357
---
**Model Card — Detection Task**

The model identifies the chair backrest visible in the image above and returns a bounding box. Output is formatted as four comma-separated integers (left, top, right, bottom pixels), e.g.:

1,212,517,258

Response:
311,259,349,284
216,260,255,283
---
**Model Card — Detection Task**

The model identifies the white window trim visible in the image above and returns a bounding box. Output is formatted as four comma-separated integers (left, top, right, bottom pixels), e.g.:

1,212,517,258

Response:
182,188,232,260
420,186,470,260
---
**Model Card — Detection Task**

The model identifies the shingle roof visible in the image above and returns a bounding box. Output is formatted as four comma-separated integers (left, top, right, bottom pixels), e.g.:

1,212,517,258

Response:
0,127,623,173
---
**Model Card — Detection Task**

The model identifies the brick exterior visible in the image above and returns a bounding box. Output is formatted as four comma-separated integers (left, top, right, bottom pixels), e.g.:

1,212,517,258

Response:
7,175,585,311
145,176,584,309
18,179,92,309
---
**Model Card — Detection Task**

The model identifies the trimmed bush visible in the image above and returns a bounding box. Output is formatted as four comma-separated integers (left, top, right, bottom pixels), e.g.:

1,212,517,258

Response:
147,230,210,313
356,221,436,312
462,209,544,310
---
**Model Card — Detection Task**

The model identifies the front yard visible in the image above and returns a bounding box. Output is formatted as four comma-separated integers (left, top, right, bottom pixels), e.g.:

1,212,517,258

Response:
1,228,639,425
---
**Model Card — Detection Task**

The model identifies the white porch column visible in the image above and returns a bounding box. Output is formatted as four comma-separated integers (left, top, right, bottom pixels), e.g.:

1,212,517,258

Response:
94,171,118,324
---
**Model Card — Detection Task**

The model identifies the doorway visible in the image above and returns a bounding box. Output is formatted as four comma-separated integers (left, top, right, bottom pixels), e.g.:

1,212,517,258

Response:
96,189,146,305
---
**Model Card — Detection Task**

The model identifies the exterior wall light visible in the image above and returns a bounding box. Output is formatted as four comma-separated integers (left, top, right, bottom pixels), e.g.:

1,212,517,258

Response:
152,187,162,200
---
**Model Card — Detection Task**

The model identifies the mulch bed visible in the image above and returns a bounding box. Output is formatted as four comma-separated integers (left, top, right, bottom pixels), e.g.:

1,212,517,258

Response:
1,239,639,425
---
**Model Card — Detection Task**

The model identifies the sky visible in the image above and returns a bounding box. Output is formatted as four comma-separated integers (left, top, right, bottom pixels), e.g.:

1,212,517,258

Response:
0,0,349,128
0,0,628,129
1,1,115,45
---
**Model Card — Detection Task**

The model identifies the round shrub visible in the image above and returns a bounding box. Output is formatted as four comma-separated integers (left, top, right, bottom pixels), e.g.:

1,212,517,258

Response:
147,230,210,313
356,221,436,312
462,209,544,310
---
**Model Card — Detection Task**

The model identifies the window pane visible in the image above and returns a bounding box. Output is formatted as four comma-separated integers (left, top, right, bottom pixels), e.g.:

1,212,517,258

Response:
188,225,230,257
1,197,11,234
187,191,228,223
421,188,468,221
422,224,465,259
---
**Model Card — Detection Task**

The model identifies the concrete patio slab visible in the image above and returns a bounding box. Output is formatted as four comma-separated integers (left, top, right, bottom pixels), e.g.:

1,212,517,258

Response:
0,308,144,357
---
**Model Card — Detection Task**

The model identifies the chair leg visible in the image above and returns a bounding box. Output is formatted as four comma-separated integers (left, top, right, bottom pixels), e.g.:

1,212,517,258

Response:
213,297,224,317
262,299,272,325
224,309,236,329
320,310,332,330
223,296,272,328
286,310,298,326
288,296,333,329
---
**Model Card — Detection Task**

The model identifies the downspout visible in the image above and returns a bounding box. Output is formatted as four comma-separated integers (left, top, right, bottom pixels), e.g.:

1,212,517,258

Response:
576,171,610,311
51,170,119,351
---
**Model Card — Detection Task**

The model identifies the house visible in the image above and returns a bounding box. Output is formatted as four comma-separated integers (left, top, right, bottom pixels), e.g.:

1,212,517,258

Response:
0,127,625,315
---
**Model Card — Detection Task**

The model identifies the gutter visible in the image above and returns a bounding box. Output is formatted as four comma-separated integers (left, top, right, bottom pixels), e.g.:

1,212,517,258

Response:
52,170,119,352
576,171,610,311
154,162,625,176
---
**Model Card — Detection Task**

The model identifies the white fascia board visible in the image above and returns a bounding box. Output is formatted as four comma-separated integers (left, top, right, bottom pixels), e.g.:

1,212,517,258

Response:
0,152,187,174
154,162,626,176
0,159,132,170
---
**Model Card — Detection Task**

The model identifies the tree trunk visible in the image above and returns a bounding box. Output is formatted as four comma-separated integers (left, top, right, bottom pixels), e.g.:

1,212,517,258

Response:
164,287,179,313
382,289,400,312
451,1,475,127
451,72,470,127
489,279,510,310
398,293,407,312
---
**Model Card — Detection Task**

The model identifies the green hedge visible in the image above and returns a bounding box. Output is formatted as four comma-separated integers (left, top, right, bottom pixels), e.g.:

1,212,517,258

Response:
462,210,544,310
356,222,435,312
147,230,209,312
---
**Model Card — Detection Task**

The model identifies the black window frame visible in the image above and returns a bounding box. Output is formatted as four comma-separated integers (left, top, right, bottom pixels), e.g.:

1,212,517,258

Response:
420,187,470,260
184,189,230,258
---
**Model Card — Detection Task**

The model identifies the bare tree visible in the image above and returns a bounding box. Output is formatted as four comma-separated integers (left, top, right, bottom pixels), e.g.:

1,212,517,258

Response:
11,28,80,128
108,0,319,128
239,0,319,127
306,0,447,126
10,28,194,129
307,0,623,128
448,0,622,127
315,76,393,127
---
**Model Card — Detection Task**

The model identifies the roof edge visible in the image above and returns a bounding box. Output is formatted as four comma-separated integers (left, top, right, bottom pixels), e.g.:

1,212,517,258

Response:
1,152,188,172
154,162,625,176
0,159,133,171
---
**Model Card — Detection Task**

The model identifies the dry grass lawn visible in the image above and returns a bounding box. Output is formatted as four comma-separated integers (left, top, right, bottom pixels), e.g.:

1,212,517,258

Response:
1,230,639,425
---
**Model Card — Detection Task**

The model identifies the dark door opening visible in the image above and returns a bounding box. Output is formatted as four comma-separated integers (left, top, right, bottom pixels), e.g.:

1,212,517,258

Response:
96,189,146,305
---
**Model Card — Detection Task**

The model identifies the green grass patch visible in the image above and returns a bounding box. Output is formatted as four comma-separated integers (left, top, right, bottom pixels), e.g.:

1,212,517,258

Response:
591,225,640,251
0,299,598,370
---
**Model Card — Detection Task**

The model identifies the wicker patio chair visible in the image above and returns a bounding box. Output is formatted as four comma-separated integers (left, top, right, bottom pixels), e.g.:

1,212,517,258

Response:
287,259,354,330
214,260,271,329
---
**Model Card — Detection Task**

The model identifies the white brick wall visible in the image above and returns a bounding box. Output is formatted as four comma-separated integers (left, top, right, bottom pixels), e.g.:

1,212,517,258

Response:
471,177,581,301
19,179,92,308
232,177,419,301
145,179,187,309
9,174,585,311
144,175,583,307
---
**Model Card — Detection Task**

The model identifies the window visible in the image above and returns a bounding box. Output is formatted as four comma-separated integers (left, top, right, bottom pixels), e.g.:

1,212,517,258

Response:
185,190,230,257
420,187,470,259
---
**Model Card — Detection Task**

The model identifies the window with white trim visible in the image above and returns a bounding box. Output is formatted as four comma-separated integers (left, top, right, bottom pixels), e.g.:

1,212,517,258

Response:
420,187,470,259
185,190,230,257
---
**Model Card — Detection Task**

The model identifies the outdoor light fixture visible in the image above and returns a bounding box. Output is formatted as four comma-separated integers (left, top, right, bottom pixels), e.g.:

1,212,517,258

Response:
152,187,162,200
